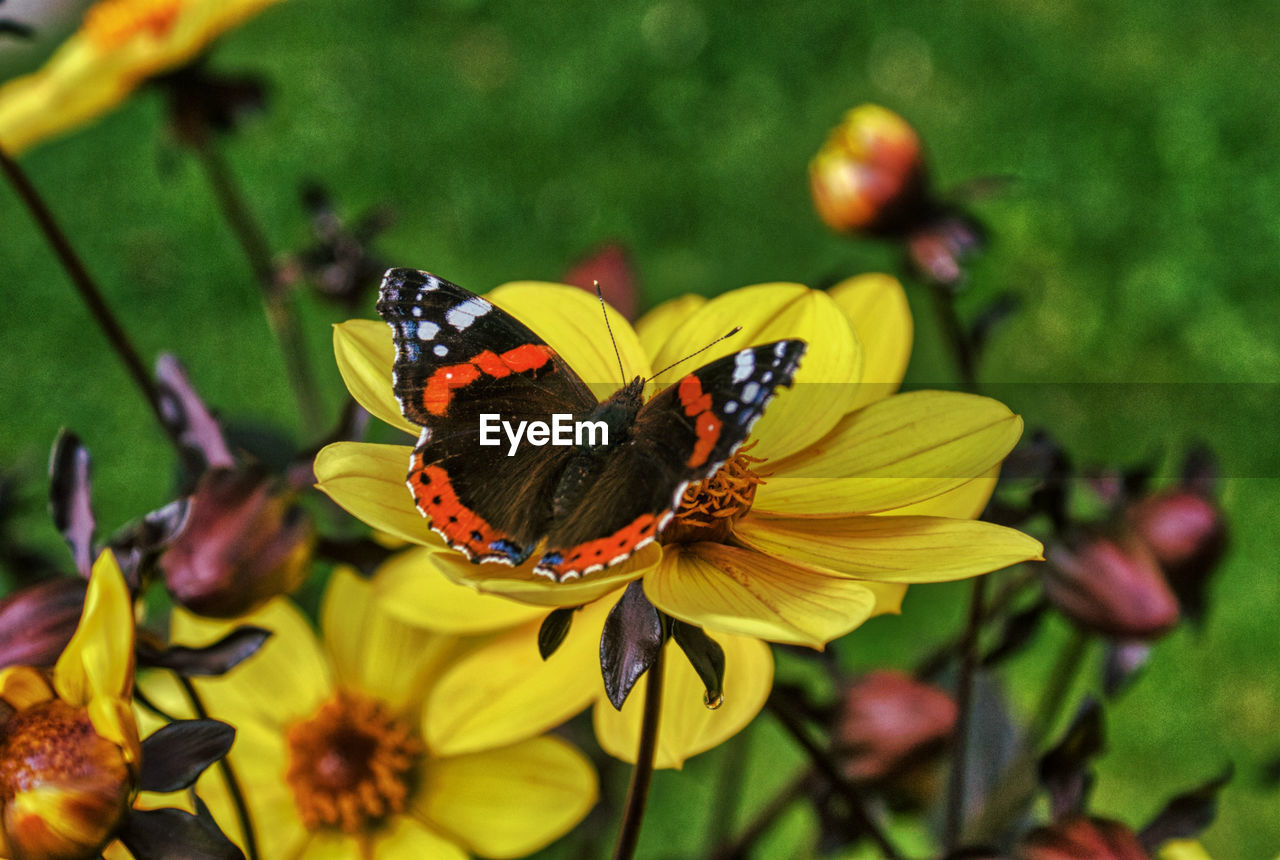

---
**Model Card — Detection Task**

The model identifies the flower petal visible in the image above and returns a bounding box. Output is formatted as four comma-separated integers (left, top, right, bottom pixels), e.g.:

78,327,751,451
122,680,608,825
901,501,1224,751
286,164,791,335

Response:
635,293,707,359
172,599,331,729
828,274,912,410
592,632,772,769
314,442,436,547
756,391,1023,515
487,282,650,395
875,466,1000,519
414,736,597,859
431,541,659,608
372,818,467,860
0,665,55,709
733,515,1045,582
333,320,417,435
647,283,863,461
645,544,880,648
375,547,546,634
54,550,133,708
423,599,611,756
322,568,457,716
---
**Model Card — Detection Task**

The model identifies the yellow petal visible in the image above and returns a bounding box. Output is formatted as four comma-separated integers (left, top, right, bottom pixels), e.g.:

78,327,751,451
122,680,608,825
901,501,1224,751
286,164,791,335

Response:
54,550,133,708
423,598,611,756
172,599,331,729
592,632,772,769
414,736,597,859
862,580,909,616
647,283,863,462
487,282,650,396
876,466,1000,519
297,831,361,860
314,442,436,547
828,274,912,410
333,320,418,436
0,666,55,709
756,391,1023,515
645,544,880,648
373,818,467,860
431,541,659,608
322,567,457,716
375,547,546,634
733,515,1045,582
635,293,707,359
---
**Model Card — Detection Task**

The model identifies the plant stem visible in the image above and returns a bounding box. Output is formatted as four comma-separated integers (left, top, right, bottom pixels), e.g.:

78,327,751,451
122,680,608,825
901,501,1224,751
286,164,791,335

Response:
0,144,180,446
612,643,666,860
711,769,810,860
915,568,1036,680
705,729,750,851
190,135,323,430
178,675,259,860
928,282,978,392
943,575,988,850
766,693,903,860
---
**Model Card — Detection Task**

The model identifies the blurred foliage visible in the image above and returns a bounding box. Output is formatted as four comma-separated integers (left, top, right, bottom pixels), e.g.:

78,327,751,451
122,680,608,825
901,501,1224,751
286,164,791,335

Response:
2,0,1278,856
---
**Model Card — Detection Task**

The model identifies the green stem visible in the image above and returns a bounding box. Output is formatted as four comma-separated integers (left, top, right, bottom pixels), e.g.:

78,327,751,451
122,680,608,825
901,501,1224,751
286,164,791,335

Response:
928,282,978,392
612,644,667,860
177,675,260,860
710,769,810,860
943,575,988,850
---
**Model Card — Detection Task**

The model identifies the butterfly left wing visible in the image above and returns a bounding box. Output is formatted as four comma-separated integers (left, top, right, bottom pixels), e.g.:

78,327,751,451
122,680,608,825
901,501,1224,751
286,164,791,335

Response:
534,340,807,580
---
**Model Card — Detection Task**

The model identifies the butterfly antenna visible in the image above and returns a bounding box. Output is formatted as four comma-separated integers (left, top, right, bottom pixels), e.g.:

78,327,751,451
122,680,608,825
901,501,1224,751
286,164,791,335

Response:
646,326,742,382
596,281,628,384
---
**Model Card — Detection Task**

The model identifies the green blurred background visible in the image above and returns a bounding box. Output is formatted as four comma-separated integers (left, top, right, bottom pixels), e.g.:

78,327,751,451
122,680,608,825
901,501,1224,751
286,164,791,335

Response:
2,0,1278,855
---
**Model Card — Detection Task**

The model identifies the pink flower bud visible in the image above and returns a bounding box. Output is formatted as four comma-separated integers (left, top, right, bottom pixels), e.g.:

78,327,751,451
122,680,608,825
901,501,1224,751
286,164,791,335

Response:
1128,490,1226,580
1044,537,1180,640
0,579,86,670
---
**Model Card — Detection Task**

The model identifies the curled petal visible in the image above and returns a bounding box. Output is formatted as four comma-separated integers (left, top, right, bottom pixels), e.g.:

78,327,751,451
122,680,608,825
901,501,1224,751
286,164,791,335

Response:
314,442,436,547
828,274,913,409
733,515,1045,583
333,320,417,435
54,550,134,709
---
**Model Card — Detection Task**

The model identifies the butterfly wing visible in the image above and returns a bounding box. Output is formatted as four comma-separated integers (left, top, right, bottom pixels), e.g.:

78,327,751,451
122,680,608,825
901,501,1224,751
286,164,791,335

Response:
377,268,598,564
534,340,807,580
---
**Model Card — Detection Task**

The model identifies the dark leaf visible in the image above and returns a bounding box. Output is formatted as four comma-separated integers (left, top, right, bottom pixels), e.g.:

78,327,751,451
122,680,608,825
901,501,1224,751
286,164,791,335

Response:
0,577,86,669
107,497,191,590
1138,766,1233,852
155,353,235,475
48,430,95,578
1039,699,1105,820
538,607,578,660
138,626,271,677
0,18,34,39
981,599,1047,668
119,803,245,860
1102,639,1152,698
671,619,725,707
140,719,235,793
599,580,665,710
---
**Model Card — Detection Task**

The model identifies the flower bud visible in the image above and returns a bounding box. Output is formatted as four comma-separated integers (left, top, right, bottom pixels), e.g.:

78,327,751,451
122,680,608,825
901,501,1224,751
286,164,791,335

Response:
1016,815,1149,860
0,698,133,860
1128,490,1227,583
160,467,314,618
1044,536,1179,639
809,104,931,236
833,670,956,808
0,579,86,670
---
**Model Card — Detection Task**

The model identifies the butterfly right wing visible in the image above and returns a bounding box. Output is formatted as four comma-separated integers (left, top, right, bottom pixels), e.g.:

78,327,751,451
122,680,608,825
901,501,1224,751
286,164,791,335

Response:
377,268,597,564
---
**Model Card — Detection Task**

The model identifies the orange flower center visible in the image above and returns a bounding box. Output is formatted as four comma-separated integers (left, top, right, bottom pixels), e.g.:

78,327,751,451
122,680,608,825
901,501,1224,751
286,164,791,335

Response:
83,0,186,50
285,693,422,834
0,699,132,859
662,444,764,544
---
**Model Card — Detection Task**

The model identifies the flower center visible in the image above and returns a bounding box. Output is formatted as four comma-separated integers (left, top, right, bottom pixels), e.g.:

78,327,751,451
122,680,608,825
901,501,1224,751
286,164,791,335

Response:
662,443,764,544
83,0,185,50
285,693,422,834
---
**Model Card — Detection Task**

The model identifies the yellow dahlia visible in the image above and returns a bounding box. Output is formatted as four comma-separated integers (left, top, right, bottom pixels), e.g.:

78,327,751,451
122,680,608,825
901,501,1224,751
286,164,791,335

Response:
144,567,597,858
0,0,282,155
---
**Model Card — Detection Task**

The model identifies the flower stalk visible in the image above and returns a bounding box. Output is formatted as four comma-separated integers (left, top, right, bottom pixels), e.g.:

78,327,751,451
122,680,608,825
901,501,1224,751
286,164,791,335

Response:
612,640,667,860
943,573,988,851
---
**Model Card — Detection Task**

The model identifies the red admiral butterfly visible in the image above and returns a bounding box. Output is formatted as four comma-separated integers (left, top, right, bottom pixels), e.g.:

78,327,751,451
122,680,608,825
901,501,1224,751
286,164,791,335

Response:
378,268,806,581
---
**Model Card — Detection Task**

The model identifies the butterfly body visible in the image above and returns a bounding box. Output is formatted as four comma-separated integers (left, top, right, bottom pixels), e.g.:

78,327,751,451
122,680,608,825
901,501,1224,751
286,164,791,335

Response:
377,268,805,581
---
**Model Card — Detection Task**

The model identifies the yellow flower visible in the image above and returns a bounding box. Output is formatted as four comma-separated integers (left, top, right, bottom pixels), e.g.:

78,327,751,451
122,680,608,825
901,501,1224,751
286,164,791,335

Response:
317,275,1043,649
0,551,139,860
147,567,597,858
0,0,282,155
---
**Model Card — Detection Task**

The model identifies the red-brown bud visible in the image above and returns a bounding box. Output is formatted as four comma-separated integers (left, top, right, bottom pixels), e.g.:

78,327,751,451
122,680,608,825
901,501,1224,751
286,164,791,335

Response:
0,699,133,860
1044,536,1180,640
0,579,86,671
1128,490,1227,581
1016,815,1149,860
833,670,956,807
809,104,930,237
160,467,313,618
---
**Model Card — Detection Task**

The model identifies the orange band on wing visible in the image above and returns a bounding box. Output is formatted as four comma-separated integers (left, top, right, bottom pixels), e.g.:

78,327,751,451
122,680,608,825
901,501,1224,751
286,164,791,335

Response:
409,454,506,557
537,513,659,581
422,344,556,416
676,373,722,469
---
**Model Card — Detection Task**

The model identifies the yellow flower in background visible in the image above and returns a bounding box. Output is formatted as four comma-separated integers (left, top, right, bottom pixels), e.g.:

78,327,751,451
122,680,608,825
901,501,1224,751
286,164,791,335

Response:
0,551,139,860
317,276,1042,649
147,567,597,858
0,0,282,154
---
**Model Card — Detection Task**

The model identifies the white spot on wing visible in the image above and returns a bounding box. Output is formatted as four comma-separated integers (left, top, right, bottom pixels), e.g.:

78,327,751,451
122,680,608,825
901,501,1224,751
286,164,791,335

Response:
446,297,492,330
433,343,449,357
416,321,440,340
723,400,738,414
732,349,754,383
774,342,788,358
741,381,761,403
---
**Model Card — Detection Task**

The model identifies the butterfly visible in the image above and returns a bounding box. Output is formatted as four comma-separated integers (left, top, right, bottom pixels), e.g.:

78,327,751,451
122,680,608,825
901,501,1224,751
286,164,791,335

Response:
377,268,806,581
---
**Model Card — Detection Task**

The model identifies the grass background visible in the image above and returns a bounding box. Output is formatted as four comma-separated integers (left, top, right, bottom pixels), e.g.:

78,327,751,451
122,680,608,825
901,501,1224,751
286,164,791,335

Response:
2,0,1278,855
